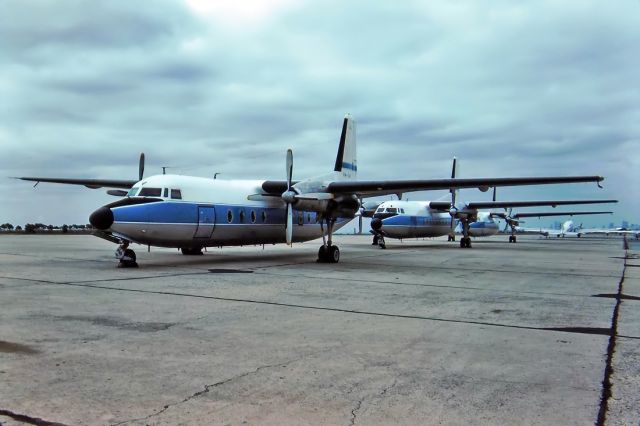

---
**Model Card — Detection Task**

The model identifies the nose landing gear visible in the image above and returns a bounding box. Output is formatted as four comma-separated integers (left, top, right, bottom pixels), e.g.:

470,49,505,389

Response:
116,241,138,268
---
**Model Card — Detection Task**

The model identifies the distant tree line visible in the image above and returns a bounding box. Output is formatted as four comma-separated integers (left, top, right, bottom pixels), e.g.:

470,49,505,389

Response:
0,223,94,234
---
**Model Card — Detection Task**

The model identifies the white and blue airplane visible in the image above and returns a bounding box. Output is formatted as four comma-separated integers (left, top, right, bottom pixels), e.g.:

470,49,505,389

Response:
369,159,616,248
18,116,607,265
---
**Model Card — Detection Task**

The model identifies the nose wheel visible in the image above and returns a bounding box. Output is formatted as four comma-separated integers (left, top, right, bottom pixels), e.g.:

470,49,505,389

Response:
508,235,517,243
116,242,138,268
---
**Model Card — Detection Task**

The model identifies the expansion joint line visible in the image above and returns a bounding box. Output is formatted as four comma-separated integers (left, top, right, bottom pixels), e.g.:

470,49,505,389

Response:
596,250,627,426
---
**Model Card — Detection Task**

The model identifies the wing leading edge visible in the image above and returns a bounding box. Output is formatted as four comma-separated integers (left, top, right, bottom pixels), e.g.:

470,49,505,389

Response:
17,177,137,189
325,176,604,198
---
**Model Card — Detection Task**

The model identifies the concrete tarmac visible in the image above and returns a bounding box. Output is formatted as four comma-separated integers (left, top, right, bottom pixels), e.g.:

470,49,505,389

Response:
0,234,637,425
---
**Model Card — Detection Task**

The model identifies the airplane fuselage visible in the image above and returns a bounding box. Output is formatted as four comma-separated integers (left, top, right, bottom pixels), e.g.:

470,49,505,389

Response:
91,174,349,249
371,201,453,239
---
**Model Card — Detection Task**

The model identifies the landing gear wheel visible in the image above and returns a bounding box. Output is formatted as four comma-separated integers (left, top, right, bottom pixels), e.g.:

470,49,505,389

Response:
378,236,386,249
118,248,138,268
328,245,340,263
317,245,329,263
466,237,472,248
508,235,517,243
460,237,471,248
181,247,203,255
372,235,379,246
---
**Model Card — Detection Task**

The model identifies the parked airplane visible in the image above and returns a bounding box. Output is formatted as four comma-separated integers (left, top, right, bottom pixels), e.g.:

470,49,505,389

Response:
369,159,615,248
495,210,614,241
18,116,607,265
526,220,639,240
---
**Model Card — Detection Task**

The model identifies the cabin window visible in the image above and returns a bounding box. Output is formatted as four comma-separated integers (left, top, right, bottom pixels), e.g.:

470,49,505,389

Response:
171,189,182,200
163,188,169,198
227,210,233,223
139,187,162,197
127,187,139,197
239,210,245,223
250,211,256,223
261,211,267,223
298,212,304,225
307,213,311,223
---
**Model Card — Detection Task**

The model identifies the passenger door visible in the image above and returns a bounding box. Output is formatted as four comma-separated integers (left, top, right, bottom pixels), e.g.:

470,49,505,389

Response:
194,206,215,239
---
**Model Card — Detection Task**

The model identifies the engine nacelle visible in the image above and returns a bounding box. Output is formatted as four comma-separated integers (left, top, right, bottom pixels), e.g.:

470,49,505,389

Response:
292,194,359,219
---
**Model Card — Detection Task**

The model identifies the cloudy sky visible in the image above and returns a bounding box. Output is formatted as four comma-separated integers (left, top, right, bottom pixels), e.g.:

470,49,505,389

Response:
1,0,638,228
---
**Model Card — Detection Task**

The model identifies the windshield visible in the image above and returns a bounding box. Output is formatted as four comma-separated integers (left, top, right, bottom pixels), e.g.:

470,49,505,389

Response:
127,187,139,197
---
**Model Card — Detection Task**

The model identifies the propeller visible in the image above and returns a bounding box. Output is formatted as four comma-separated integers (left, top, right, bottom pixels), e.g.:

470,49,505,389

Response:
139,153,145,181
281,149,296,245
449,157,458,235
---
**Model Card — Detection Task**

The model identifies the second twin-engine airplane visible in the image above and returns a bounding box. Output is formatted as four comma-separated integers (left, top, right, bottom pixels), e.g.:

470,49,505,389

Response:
19,115,608,265
368,159,616,248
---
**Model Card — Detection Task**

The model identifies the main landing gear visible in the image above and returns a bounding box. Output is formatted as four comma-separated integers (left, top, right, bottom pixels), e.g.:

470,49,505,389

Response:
116,241,138,268
459,219,472,249
317,217,340,263
447,234,456,242
508,235,517,243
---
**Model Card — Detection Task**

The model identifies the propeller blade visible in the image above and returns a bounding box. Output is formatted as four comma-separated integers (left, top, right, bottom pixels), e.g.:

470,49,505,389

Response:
286,149,293,190
286,204,293,245
139,153,145,181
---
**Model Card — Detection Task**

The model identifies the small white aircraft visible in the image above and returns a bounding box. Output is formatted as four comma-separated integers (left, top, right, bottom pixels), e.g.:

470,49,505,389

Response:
496,210,615,241
369,159,615,248
522,220,639,240
18,116,607,265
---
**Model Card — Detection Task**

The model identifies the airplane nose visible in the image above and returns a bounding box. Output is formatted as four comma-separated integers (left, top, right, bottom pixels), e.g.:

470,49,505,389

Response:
371,217,382,231
89,206,114,230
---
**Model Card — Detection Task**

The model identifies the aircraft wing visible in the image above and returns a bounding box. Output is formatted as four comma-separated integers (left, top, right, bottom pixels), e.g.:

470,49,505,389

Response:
16,177,137,189
511,211,613,219
465,199,617,209
323,176,604,198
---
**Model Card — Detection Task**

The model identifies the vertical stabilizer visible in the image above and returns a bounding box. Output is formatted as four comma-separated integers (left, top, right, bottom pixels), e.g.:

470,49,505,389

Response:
334,114,357,179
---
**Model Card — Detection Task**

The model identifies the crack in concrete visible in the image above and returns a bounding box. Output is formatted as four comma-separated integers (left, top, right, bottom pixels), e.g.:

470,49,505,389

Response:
596,251,627,426
348,399,363,426
0,409,68,426
111,360,293,425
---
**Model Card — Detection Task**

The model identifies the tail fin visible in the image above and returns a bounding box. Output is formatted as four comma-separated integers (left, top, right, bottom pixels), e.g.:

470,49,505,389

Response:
334,114,357,179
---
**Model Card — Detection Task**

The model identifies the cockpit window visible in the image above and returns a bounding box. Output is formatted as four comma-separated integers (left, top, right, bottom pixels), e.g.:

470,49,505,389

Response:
127,187,139,197
138,187,162,197
171,189,182,200
163,188,169,198
386,208,398,213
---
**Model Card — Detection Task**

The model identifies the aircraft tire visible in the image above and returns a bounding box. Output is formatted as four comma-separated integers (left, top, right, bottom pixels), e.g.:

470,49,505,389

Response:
465,237,472,248
329,245,340,263
513,236,516,243
317,245,328,262
460,239,465,248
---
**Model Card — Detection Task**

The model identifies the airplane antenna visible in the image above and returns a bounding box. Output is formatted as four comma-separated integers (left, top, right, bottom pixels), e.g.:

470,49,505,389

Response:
214,173,220,179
